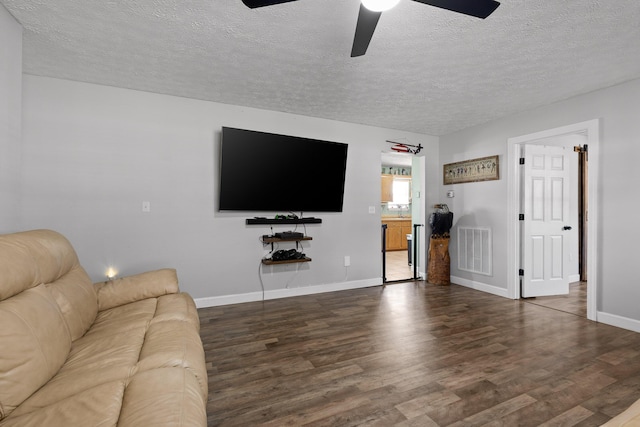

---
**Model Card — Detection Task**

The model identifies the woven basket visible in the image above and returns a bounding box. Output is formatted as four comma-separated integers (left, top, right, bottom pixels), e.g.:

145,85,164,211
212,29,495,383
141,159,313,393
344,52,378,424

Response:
427,237,450,285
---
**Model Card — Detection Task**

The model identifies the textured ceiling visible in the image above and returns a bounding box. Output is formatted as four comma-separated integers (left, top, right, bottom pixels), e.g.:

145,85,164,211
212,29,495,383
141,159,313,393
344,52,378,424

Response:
2,0,640,135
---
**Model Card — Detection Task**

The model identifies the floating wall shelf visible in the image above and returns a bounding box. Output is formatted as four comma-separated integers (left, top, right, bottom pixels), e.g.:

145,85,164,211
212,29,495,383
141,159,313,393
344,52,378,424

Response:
246,218,322,225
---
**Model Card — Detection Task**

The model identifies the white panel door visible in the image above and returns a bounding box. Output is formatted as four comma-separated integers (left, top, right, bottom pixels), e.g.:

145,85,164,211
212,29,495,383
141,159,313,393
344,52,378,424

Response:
522,144,571,297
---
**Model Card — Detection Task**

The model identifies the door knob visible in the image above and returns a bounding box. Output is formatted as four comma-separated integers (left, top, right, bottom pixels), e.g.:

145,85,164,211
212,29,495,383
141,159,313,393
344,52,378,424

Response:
563,226,572,230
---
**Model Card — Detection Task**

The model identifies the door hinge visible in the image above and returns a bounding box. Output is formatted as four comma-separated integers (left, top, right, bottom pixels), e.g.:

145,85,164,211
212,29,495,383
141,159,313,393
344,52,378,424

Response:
519,269,524,276
519,214,524,221
574,144,589,160
574,144,589,153
519,158,525,165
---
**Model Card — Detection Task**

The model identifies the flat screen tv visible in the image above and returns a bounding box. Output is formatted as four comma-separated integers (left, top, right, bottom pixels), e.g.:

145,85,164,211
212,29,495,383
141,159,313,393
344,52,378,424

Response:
219,127,348,212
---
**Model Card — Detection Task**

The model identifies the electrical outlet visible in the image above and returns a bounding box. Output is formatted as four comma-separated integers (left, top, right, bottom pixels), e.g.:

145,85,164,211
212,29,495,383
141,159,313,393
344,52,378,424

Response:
368,206,375,214
344,256,351,267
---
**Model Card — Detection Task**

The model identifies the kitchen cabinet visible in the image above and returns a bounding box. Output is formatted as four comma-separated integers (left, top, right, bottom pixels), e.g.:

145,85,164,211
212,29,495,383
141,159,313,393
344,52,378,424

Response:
381,174,393,202
382,219,412,251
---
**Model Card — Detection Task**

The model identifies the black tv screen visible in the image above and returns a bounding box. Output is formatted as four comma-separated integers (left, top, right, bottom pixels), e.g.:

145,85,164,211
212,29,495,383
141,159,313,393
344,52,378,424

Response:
219,127,348,212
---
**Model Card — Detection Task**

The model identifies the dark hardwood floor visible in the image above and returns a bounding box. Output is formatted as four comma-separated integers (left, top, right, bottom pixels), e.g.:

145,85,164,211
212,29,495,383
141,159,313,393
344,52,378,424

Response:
524,281,588,318
199,282,640,426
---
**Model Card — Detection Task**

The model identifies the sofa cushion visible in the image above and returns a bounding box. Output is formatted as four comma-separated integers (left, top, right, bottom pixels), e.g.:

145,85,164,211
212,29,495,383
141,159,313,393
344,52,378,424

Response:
10,298,156,416
118,368,207,427
0,380,126,427
0,229,82,302
8,294,208,426
0,229,96,342
602,398,640,426
138,311,208,401
0,284,71,420
88,297,158,337
46,265,98,341
152,292,201,331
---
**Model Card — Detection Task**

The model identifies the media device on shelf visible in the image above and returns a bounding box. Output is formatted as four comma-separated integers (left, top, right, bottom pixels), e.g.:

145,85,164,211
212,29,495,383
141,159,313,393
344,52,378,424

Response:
274,231,304,239
219,127,348,212
246,217,322,225
270,249,306,262
275,214,298,219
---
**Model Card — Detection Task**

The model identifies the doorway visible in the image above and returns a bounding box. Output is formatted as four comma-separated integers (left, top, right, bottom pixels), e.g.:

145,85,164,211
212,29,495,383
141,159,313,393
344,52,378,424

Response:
506,119,599,321
380,151,424,282
518,140,587,317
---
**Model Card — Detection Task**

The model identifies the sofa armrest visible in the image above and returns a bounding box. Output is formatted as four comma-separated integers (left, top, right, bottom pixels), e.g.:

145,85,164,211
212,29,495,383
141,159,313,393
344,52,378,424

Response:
602,398,640,426
94,269,179,311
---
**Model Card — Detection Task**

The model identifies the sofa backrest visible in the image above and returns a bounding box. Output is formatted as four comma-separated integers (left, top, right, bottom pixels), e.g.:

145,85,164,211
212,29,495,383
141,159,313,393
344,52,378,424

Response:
0,229,98,340
0,284,72,420
0,229,99,420
0,229,79,300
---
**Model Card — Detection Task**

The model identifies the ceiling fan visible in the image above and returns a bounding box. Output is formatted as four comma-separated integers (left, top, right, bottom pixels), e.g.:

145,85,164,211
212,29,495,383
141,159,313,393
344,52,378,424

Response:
241,0,500,57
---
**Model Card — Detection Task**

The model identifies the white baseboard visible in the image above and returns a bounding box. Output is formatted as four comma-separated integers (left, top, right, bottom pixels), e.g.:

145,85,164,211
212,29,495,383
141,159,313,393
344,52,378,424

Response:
195,292,263,308
194,278,383,308
596,311,640,334
450,275,510,299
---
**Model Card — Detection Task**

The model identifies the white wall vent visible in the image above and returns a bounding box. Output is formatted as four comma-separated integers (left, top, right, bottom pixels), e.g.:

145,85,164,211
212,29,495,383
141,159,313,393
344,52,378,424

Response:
457,227,492,276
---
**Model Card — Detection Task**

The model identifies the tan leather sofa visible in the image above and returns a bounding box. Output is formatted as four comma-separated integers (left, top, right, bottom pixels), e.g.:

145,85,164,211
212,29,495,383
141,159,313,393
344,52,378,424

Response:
602,399,640,426
0,229,207,426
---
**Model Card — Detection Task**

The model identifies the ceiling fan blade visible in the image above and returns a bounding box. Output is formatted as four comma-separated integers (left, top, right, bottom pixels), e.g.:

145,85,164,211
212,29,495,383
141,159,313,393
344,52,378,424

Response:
411,0,500,18
241,0,299,8
351,4,382,57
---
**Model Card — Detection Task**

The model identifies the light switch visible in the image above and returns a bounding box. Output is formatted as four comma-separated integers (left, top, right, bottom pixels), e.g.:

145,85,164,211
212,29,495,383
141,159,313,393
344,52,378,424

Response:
142,201,151,212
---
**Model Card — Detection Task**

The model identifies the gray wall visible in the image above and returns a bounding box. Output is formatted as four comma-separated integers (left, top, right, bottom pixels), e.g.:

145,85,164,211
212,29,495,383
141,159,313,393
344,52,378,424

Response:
440,77,640,325
0,4,22,232
19,75,440,302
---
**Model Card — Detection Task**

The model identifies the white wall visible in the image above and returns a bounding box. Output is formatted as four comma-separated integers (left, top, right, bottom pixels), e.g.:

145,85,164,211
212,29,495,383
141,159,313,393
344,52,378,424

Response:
20,75,439,303
440,77,640,325
0,4,22,232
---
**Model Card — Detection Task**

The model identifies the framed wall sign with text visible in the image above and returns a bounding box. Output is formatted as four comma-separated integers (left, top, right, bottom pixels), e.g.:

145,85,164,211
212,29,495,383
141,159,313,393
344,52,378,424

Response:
443,155,499,185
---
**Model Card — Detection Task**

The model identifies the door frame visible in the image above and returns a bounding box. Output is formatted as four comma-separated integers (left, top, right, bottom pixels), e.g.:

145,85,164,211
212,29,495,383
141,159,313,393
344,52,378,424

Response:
506,119,599,321
380,151,426,282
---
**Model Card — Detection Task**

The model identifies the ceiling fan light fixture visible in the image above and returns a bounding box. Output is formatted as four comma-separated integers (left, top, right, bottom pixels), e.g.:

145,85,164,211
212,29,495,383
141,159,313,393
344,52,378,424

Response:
361,0,400,12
